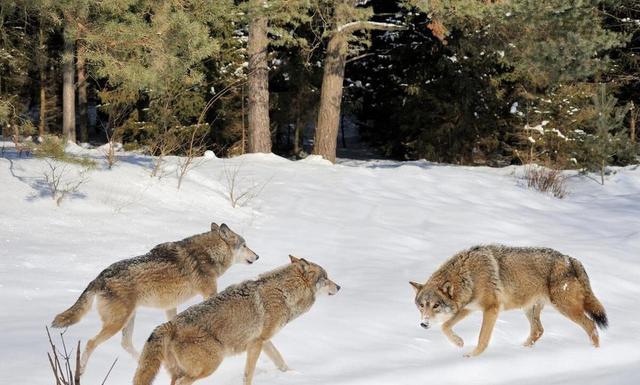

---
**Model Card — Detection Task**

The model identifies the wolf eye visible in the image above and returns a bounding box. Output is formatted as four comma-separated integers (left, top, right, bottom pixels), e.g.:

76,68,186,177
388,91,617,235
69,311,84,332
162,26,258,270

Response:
433,303,440,310
419,303,425,308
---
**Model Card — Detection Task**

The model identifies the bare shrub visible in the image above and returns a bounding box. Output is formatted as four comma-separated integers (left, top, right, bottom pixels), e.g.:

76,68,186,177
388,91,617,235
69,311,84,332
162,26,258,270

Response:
222,159,270,208
46,326,117,385
524,165,568,199
11,133,34,157
148,127,180,178
101,125,122,170
177,124,208,190
43,159,90,206
96,91,133,170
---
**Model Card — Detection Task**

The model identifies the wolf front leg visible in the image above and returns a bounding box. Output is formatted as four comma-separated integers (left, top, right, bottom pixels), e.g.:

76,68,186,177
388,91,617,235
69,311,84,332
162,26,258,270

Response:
464,306,499,357
263,340,291,371
199,281,218,300
244,339,264,385
442,309,470,348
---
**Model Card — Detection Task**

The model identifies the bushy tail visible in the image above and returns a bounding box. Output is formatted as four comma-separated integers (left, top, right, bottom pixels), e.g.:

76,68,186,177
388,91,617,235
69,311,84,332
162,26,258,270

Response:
570,258,608,329
133,323,173,385
51,280,97,328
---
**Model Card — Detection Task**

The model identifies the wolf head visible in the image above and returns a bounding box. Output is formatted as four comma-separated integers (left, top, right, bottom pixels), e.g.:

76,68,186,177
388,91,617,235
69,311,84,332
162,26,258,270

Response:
211,222,259,264
289,255,340,296
410,281,457,329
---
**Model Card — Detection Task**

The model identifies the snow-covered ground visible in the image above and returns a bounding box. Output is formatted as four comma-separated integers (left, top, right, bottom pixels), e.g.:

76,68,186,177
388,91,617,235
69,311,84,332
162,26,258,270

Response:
1,143,639,385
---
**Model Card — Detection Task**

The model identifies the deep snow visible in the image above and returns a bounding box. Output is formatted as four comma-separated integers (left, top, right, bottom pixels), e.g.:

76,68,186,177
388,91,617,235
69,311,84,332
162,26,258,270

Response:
1,143,639,384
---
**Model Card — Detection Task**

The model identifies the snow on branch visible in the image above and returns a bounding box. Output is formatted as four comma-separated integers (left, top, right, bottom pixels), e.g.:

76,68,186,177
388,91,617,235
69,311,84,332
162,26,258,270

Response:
337,21,406,35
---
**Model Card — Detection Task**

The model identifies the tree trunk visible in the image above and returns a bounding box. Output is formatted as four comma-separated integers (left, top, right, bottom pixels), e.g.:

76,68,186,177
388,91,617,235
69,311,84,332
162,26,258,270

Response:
312,17,404,162
630,101,636,143
313,34,348,163
293,94,302,155
38,24,47,138
241,85,246,154
62,23,76,142
77,43,88,143
247,7,271,153
294,118,302,156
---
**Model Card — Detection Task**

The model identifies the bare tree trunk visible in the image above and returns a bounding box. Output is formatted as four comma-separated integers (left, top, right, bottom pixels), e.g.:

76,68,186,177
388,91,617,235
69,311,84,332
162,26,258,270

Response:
241,85,246,154
630,101,636,143
294,119,302,156
77,43,88,143
313,34,347,163
340,113,347,148
313,20,404,162
62,23,76,143
38,24,47,138
293,94,302,155
247,7,271,153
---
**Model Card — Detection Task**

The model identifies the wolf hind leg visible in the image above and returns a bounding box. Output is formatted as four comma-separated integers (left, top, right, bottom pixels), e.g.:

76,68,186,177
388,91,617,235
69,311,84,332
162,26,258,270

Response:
171,376,196,385
81,298,133,374
121,312,139,359
170,340,223,384
551,280,599,347
263,340,290,371
523,302,544,347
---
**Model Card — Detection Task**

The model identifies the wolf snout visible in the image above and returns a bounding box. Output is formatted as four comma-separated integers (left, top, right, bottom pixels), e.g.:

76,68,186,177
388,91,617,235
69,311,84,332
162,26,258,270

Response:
336,284,341,291
247,255,259,264
420,322,430,329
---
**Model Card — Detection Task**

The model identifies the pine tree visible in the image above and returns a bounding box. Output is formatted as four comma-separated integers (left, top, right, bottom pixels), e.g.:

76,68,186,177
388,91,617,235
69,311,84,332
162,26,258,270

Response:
575,84,636,184
348,0,628,163
83,0,226,148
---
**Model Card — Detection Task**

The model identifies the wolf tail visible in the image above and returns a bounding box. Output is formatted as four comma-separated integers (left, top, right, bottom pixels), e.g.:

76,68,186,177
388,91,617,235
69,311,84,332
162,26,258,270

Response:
570,258,608,329
133,323,173,385
51,280,97,328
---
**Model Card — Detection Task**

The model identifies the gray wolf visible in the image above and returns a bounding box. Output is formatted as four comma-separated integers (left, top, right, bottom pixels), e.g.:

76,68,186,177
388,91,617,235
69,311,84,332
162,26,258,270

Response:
410,245,607,357
51,222,258,373
133,255,340,385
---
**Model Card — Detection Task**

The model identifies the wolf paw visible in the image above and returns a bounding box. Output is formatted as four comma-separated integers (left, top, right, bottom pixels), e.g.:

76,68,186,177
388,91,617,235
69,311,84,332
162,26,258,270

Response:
463,349,481,358
450,335,464,348
278,365,292,372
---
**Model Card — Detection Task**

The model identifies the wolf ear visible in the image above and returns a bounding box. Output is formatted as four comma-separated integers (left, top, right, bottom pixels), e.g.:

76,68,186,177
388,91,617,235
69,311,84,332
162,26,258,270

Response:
289,255,310,267
409,281,423,293
210,222,219,232
441,282,454,299
219,224,234,241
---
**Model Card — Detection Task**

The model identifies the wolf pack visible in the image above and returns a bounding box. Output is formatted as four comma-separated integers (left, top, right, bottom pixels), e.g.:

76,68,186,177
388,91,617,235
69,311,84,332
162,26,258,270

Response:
52,222,608,385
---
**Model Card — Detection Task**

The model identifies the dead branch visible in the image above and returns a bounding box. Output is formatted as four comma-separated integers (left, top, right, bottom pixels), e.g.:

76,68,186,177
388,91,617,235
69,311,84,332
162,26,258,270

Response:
45,326,117,385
